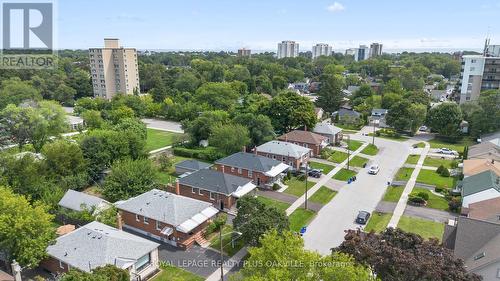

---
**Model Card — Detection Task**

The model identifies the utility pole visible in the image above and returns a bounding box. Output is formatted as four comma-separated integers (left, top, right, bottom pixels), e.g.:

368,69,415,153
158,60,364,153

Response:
305,161,308,210
347,135,351,171
372,120,376,145
219,229,224,281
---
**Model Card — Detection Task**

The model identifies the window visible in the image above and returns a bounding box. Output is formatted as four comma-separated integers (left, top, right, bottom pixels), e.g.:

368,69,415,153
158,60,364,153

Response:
238,168,242,174
210,192,215,200
231,167,235,172
135,253,151,272
59,260,65,269
248,170,253,177
143,217,149,224
192,187,198,194
199,189,203,195
156,220,161,230
135,214,140,222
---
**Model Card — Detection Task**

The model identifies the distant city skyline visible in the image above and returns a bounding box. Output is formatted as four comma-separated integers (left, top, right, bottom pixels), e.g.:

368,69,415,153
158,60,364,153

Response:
58,0,500,52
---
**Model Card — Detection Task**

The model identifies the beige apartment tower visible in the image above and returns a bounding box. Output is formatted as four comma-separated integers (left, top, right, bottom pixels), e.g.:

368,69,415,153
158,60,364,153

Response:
89,39,140,99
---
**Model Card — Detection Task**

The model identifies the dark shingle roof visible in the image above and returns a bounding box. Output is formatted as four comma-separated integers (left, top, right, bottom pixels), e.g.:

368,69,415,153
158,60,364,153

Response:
215,152,282,173
460,170,500,197
338,108,361,118
175,159,212,171
179,169,252,195
278,130,327,145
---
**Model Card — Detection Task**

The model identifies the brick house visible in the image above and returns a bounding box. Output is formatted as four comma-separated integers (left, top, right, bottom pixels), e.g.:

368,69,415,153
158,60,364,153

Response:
169,169,256,211
256,140,311,171
116,189,219,250
312,122,343,145
41,221,159,280
214,152,289,188
278,130,328,156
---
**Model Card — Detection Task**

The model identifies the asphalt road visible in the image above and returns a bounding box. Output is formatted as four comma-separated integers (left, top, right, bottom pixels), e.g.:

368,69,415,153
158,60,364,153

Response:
303,129,411,254
141,118,184,133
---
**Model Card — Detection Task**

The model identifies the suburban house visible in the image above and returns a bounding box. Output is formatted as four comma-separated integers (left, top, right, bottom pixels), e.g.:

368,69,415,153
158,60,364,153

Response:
172,169,256,210
463,159,500,177
459,170,500,211
116,189,218,249
41,221,160,280
58,190,111,214
277,130,328,156
442,217,500,281
312,122,343,145
214,152,289,188
174,159,212,175
468,142,500,162
256,140,311,171
369,108,389,128
314,107,324,120
467,197,500,223
332,107,362,125
67,115,85,131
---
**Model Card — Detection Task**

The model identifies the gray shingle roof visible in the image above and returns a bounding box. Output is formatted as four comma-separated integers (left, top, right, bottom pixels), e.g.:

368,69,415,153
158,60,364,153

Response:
175,159,212,171
179,169,253,195
58,190,110,212
215,152,283,173
117,189,216,227
313,123,342,136
460,170,500,197
256,140,311,159
468,142,500,161
371,108,388,115
338,108,361,118
47,221,159,272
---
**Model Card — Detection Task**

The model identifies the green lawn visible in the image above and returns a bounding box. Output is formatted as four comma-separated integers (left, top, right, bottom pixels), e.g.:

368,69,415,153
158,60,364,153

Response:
395,167,414,181
361,144,379,155
347,140,364,151
410,188,449,211
405,154,420,165
416,169,457,189
428,137,475,153
283,177,315,197
333,168,357,181
349,156,369,167
309,161,335,174
383,186,404,202
308,186,337,205
145,129,182,152
414,142,426,148
155,155,193,185
341,129,358,134
397,216,445,241
289,208,316,232
365,212,391,233
328,150,349,163
209,225,245,257
336,123,362,130
151,265,203,281
423,157,455,169
256,196,291,213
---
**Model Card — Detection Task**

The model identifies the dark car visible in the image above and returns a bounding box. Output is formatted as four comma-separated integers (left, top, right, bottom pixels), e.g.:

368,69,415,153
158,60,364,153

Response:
356,211,371,225
308,169,322,178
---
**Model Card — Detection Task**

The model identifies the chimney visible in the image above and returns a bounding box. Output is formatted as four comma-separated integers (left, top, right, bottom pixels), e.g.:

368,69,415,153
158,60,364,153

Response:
175,180,180,195
242,146,246,153
254,146,258,155
116,212,123,230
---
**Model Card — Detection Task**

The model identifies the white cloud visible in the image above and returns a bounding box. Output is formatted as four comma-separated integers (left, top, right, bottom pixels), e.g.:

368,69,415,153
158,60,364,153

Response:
327,2,345,12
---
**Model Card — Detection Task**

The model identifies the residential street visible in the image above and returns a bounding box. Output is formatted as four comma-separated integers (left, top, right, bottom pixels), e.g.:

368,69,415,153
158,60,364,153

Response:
303,129,411,254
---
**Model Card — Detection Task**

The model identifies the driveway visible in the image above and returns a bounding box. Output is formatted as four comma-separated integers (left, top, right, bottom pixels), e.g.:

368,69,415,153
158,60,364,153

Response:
141,118,184,133
303,132,411,254
404,205,458,223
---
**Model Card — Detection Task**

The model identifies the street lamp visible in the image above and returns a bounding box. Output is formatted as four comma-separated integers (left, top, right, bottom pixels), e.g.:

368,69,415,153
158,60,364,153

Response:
347,135,351,171
305,160,309,210
218,230,242,281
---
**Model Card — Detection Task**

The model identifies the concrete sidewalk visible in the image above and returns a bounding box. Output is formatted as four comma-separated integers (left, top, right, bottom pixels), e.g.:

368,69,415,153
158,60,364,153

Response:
205,247,248,281
257,190,323,212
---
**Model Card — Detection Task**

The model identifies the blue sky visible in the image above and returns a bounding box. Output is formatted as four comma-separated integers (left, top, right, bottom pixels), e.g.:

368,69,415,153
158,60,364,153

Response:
57,0,500,52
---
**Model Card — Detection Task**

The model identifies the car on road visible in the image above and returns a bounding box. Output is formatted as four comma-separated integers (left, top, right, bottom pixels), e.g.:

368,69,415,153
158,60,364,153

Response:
308,169,322,178
368,164,380,175
437,148,456,155
356,211,371,224
419,125,428,132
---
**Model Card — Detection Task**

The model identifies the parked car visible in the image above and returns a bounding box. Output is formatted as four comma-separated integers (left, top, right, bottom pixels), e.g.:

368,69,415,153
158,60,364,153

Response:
308,169,322,178
438,148,455,155
419,125,428,132
368,164,380,175
356,211,371,224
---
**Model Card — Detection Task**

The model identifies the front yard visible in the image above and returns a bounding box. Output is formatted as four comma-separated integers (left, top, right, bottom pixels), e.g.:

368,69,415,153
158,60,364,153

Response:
397,216,445,241
364,212,391,233
416,169,457,189
151,264,203,281
394,167,414,181
256,196,291,213
289,208,316,232
308,186,337,205
309,161,335,174
209,225,245,257
361,144,379,155
409,188,449,211
383,186,404,202
428,137,475,154
423,157,456,169
283,177,315,197
326,150,349,163
332,168,357,181
146,128,183,152
349,156,369,167
347,140,364,151
405,154,420,165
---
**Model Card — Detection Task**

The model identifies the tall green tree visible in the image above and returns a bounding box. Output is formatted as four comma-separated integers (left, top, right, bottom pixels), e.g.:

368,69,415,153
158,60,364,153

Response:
0,77,41,109
209,123,250,155
427,103,462,137
316,74,345,113
265,91,316,133
233,113,275,147
184,110,230,144
194,82,239,111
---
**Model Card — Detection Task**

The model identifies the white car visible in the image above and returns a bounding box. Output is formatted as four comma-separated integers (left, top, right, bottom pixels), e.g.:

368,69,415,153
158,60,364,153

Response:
368,164,380,175
419,126,428,132
438,148,455,155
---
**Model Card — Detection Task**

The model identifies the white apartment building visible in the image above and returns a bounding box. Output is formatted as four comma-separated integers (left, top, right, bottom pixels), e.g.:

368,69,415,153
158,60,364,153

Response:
345,48,356,56
370,43,383,57
312,43,332,59
459,55,500,103
354,45,370,61
89,38,140,100
277,41,299,59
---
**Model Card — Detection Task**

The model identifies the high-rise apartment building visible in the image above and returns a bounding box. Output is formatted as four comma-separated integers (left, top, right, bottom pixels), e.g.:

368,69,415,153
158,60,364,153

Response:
277,41,299,59
89,38,140,100
238,48,251,57
312,43,332,59
354,45,370,61
459,55,500,103
370,43,383,57
345,48,356,56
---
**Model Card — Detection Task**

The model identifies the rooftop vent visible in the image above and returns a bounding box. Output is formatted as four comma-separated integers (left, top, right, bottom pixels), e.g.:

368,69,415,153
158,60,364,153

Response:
474,252,486,260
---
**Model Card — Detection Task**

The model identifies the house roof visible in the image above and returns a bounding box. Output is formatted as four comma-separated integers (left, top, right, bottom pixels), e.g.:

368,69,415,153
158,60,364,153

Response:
468,197,500,223
460,170,500,197
215,152,288,174
337,108,361,118
313,123,342,136
67,115,84,125
58,190,110,212
452,217,500,272
178,169,254,196
371,108,388,115
468,142,500,161
47,221,159,272
175,159,212,171
256,140,311,159
278,130,327,145
116,189,218,232
463,159,500,177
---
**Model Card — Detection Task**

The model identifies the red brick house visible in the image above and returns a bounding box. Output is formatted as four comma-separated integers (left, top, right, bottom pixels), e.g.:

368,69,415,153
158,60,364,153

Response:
278,130,328,156
116,189,219,249
214,152,289,188
169,168,256,211
256,140,312,171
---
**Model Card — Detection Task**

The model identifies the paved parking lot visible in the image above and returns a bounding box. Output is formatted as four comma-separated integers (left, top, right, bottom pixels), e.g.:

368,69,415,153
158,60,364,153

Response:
141,118,184,133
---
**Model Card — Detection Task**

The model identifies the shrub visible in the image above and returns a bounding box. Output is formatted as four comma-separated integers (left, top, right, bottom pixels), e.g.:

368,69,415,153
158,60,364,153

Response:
416,191,429,201
375,131,381,137
439,166,450,177
173,146,224,161
205,213,227,237
272,183,280,190
320,149,331,159
408,194,426,205
436,165,446,174
296,174,307,181
450,160,459,169
434,186,444,193
448,197,461,213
